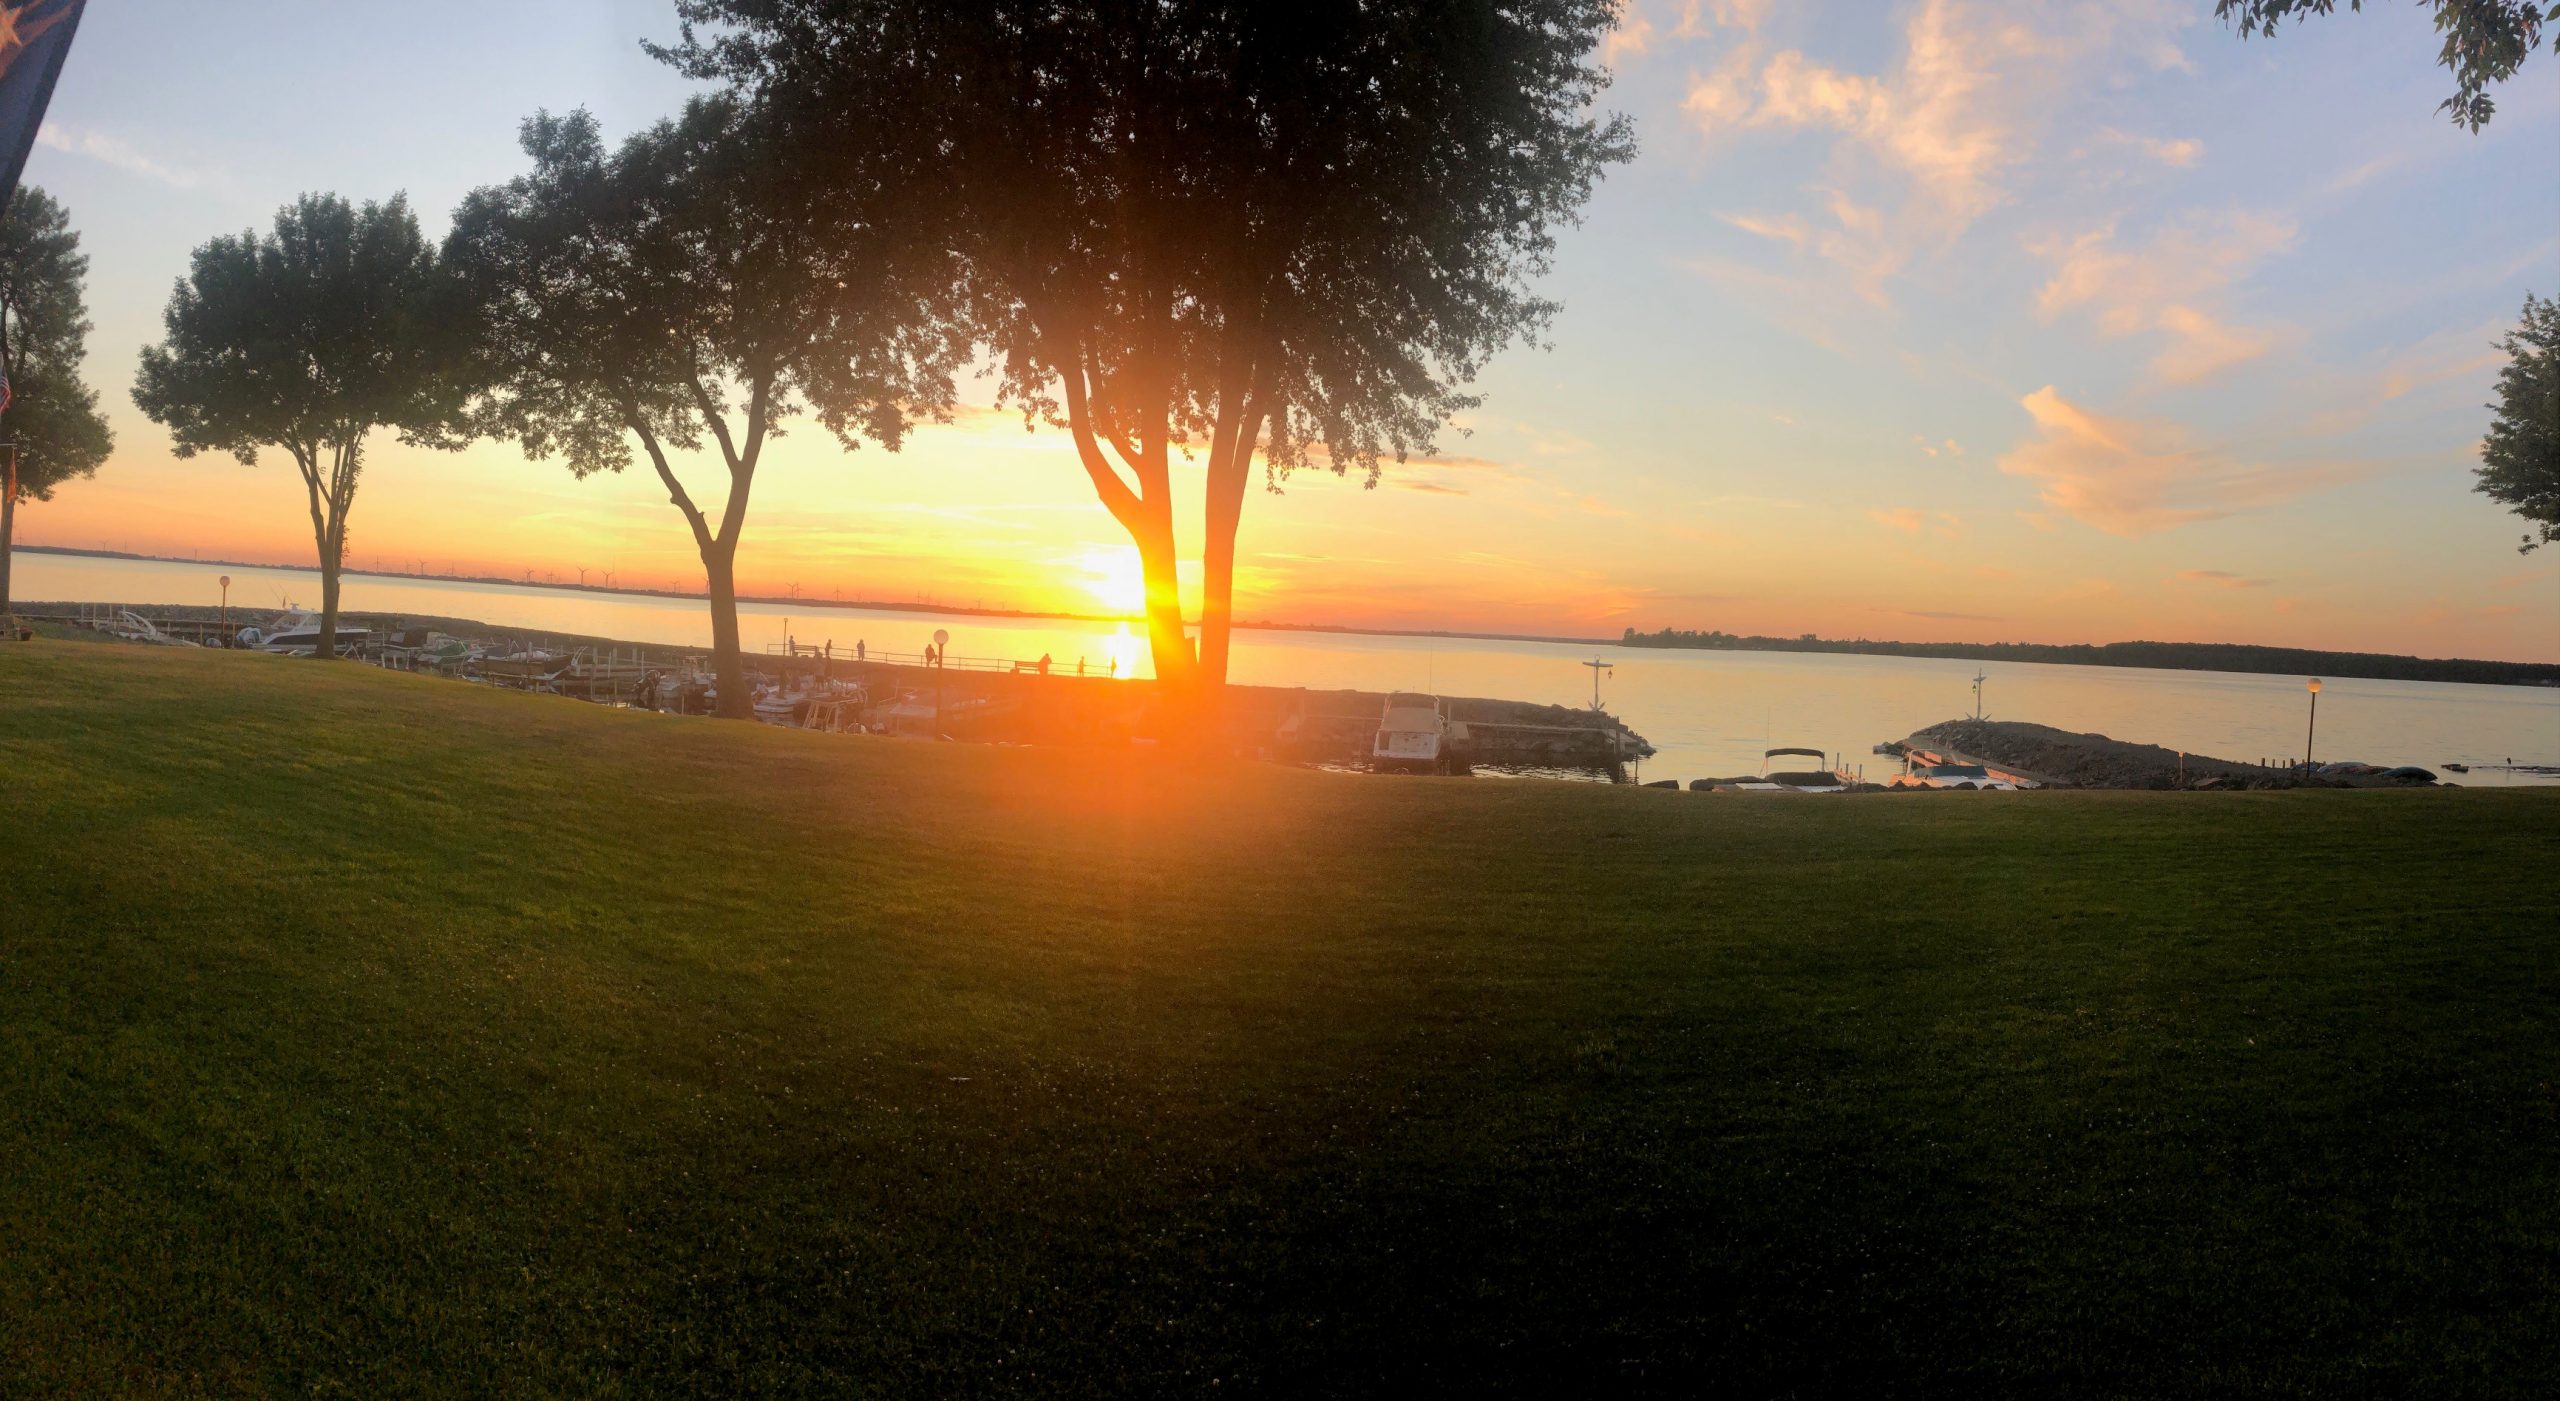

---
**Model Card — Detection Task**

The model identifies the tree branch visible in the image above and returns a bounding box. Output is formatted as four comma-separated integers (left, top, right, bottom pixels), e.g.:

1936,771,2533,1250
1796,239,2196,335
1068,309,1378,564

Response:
684,370,747,480
713,367,771,549
288,441,330,565
631,414,718,557
1060,338,1146,530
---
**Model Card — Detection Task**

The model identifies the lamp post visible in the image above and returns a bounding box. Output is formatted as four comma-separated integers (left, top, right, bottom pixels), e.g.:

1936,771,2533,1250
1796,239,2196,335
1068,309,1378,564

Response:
218,575,231,640
932,628,950,732
2304,677,2322,767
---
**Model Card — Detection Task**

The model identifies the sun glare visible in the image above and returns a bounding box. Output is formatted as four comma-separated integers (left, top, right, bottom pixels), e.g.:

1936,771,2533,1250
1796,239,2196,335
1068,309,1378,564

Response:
1074,547,1146,619
1103,623,1144,679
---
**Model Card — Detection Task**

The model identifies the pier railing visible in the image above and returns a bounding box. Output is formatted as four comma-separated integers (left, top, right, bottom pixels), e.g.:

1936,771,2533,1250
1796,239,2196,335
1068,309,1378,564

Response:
763,640,1130,677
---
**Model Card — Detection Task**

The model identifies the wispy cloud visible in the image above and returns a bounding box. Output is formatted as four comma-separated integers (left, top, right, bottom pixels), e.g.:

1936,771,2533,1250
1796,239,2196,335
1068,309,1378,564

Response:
2093,126,2204,167
1680,0,1772,35
2297,317,2514,436
1602,1,1658,68
1684,0,2200,320
2000,386,2367,536
2031,209,2294,383
1699,493,1806,509
1870,506,1962,537
2174,569,2275,589
36,122,200,188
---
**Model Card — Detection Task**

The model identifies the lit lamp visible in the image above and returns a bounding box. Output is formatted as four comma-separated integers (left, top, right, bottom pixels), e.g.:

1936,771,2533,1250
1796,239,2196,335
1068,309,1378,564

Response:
2304,677,2322,767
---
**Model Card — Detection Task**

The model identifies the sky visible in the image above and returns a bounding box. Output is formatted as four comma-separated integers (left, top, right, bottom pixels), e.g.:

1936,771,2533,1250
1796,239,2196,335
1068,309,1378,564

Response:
16,0,2560,659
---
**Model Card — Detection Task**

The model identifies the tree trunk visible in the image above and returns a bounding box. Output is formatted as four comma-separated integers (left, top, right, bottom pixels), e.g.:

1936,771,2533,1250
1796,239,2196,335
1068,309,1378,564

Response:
1198,451,1250,689
316,553,341,660
1132,512,1193,686
1,468,16,623
703,543,752,720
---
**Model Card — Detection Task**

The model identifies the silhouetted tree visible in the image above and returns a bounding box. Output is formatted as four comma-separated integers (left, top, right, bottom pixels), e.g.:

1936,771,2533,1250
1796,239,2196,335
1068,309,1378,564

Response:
133,195,466,656
2477,291,2558,552
2217,0,2555,128
664,1,1634,695
446,99,960,718
0,187,112,619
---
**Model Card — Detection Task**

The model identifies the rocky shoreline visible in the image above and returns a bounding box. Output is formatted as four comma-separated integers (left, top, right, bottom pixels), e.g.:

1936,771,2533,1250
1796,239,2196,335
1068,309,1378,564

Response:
1908,718,2441,790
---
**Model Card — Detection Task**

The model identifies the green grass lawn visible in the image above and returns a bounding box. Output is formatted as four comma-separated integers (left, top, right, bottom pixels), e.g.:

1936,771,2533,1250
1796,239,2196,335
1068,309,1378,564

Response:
3,642,2556,1396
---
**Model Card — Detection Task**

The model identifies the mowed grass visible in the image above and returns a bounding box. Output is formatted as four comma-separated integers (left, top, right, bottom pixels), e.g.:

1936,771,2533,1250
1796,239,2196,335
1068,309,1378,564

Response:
2,643,2556,1396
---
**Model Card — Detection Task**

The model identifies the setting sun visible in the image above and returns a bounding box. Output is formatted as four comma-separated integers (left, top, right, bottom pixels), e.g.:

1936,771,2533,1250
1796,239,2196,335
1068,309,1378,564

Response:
1072,545,1145,619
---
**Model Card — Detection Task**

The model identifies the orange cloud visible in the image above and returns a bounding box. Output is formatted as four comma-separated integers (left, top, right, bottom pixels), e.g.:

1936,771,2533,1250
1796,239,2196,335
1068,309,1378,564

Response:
1601,1,1657,68
2000,387,2364,536
2093,127,2204,167
2032,210,2294,383
1869,507,1961,537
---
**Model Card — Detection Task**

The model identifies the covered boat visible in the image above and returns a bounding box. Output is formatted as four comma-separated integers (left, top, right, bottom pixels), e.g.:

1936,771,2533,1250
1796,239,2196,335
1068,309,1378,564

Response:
1372,692,1450,773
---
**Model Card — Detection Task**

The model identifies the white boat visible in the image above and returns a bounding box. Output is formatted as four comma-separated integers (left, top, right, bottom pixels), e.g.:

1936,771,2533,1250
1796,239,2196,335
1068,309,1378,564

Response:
106,610,199,647
240,608,370,656
753,676,867,726
378,630,476,670
1372,692,1450,773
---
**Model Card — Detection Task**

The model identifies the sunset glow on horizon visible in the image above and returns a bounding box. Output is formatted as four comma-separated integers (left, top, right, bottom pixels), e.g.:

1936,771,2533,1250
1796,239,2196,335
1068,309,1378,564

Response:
15,0,2558,659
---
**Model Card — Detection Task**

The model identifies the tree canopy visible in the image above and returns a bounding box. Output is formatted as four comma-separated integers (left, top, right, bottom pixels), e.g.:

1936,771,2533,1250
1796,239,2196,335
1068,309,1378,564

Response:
444,96,963,714
0,186,112,504
2477,292,2559,552
0,185,114,619
665,0,1635,689
133,193,467,653
2216,0,2557,128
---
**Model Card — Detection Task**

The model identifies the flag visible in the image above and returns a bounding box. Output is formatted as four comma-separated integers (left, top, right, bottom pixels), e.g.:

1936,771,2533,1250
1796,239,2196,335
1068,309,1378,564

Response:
0,365,11,416
0,0,84,207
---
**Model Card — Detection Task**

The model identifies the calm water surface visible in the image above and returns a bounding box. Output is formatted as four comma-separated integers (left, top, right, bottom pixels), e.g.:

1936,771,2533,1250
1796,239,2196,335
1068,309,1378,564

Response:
22,552,2560,786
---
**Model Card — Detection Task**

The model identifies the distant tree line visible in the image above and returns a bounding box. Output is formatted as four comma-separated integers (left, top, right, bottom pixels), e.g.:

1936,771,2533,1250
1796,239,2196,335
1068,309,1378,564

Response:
1620,628,2560,687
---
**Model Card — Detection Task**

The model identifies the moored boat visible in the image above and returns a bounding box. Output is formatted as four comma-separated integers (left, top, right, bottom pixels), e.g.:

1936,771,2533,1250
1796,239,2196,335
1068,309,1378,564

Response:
240,608,370,656
1711,747,1855,793
1372,692,1451,773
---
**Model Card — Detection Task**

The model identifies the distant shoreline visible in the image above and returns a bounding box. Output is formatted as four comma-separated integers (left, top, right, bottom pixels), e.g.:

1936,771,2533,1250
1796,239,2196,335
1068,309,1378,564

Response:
10,544,1613,649
20,543,2557,683
1624,628,2560,689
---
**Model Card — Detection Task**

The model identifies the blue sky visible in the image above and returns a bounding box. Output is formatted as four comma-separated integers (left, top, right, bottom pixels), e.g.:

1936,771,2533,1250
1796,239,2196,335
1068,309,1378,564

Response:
19,0,2560,658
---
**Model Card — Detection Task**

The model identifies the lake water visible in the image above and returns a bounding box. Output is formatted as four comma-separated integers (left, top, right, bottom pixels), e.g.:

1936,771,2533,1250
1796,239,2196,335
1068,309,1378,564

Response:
19,551,2560,786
